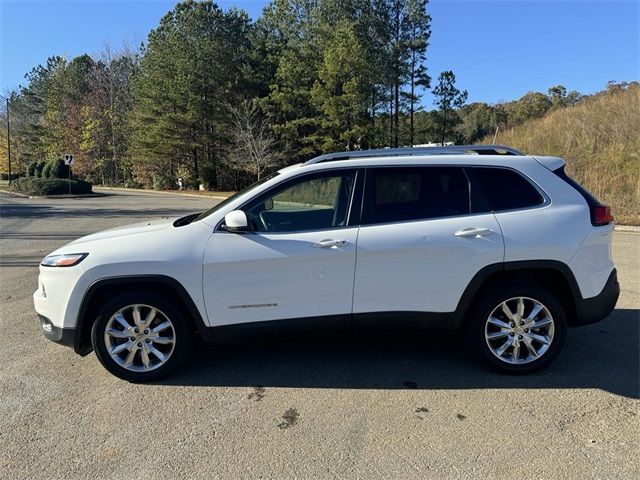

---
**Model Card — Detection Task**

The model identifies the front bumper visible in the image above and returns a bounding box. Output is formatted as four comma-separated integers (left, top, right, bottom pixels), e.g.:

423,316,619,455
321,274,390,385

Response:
573,268,620,326
38,314,77,348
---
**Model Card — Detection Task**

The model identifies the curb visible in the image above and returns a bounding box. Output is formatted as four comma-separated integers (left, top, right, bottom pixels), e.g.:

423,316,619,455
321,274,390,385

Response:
615,225,640,233
93,186,231,200
0,189,29,198
31,193,109,199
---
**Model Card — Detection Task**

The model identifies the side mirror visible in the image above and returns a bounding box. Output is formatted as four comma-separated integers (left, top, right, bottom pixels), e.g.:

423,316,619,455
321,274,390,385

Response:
223,210,250,233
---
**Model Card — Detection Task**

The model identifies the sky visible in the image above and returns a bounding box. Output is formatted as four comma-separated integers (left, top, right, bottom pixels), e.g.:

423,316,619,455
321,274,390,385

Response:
1,0,638,106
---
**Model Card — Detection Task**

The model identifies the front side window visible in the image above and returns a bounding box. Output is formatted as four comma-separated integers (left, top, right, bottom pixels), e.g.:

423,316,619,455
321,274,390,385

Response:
362,167,470,225
243,170,356,232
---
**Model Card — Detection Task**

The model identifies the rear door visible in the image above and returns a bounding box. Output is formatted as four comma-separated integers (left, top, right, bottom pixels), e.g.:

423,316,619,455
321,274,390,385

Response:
352,166,504,322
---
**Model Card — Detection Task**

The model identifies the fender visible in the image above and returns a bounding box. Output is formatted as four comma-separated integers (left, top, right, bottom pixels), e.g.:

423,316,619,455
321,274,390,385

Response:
75,274,216,355
447,260,583,329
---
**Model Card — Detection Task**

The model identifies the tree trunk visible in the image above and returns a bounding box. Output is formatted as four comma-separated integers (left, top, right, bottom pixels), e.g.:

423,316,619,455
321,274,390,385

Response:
389,95,394,148
394,83,399,148
441,108,447,145
410,79,415,147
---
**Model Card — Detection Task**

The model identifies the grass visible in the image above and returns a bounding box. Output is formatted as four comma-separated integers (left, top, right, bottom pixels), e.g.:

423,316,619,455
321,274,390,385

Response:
482,84,640,225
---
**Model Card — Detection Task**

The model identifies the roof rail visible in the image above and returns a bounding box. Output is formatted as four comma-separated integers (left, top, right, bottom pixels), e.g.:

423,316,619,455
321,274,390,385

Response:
305,144,524,165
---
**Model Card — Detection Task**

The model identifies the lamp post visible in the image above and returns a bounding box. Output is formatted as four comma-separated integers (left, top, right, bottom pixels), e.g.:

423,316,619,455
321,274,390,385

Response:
0,94,11,185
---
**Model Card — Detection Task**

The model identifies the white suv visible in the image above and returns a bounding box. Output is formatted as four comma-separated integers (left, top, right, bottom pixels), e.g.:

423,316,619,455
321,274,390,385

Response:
34,145,619,381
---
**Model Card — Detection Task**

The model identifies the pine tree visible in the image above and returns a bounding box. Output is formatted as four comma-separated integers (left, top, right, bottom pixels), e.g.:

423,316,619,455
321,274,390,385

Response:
432,70,468,144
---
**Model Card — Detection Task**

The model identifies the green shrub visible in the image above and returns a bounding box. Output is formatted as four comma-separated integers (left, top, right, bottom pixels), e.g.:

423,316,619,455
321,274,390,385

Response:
27,161,38,177
152,171,174,190
49,158,71,179
35,161,46,178
11,177,92,196
41,159,70,179
41,161,53,178
199,163,218,190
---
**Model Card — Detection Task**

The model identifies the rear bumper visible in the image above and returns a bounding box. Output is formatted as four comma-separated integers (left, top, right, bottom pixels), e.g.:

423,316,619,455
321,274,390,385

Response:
38,314,76,348
573,268,619,326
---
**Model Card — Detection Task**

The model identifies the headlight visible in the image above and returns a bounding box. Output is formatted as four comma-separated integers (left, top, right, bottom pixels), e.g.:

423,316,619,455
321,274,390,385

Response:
41,253,88,267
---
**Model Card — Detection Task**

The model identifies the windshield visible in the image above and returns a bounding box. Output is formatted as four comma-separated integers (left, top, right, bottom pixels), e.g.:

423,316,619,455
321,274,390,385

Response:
193,172,279,223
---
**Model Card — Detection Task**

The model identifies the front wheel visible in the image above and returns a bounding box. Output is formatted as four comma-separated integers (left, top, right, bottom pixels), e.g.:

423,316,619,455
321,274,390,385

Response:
91,292,193,382
468,284,567,373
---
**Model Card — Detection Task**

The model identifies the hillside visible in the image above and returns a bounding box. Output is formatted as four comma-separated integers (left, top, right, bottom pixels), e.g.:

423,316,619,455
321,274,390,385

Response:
484,84,639,224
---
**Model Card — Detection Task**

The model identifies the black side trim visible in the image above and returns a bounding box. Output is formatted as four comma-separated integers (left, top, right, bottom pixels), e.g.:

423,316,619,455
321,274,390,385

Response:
39,314,76,348
352,311,449,331
75,275,215,355
574,268,619,327
209,312,448,343
210,314,350,343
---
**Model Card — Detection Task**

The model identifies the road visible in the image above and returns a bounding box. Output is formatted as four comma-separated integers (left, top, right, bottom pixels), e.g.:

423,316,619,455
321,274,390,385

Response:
1,190,638,480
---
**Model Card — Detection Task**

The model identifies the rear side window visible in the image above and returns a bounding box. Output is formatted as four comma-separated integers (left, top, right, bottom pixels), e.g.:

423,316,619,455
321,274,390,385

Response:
472,167,544,212
362,167,470,224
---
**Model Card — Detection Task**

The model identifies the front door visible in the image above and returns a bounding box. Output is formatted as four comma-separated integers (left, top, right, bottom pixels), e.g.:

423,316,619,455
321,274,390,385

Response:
202,169,360,334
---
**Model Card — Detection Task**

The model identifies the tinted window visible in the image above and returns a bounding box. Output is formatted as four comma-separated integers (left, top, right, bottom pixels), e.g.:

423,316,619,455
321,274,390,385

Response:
472,167,544,212
363,167,470,224
243,171,356,232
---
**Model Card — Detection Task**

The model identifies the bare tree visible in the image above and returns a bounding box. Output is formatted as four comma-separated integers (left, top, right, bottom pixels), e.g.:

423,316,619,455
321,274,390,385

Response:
93,40,136,184
226,100,279,181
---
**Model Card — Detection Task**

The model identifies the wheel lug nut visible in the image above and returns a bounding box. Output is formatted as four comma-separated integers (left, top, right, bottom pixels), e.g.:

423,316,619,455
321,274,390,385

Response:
143,330,149,335
519,321,524,326
146,339,151,343
137,342,142,347
525,329,529,333
510,322,515,327
134,328,139,333
510,333,514,336
518,335,523,340
130,337,135,341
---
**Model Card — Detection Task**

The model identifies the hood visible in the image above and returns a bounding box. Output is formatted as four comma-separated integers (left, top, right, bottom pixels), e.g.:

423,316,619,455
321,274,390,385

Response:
68,217,176,246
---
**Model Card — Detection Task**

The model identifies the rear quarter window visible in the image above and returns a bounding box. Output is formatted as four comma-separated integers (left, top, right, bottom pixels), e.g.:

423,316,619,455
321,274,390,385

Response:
472,167,544,212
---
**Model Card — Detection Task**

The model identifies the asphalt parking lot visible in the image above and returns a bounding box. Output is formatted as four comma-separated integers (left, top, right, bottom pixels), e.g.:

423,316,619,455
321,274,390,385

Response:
1,190,638,479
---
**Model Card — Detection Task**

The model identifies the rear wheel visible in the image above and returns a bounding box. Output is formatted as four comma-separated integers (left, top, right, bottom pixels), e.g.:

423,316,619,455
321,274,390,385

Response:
91,292,193,382
468,284,567,373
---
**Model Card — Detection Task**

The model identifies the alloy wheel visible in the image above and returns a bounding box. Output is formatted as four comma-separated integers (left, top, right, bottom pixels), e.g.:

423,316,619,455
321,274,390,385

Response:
484,296,555,365
104,304,176,372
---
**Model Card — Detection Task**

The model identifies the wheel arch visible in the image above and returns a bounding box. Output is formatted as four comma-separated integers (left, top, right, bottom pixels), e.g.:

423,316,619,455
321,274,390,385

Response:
74,275,215,356
450,260,582,329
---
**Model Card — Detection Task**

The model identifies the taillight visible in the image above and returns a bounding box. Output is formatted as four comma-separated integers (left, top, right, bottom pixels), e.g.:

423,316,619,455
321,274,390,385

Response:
591,205,614,226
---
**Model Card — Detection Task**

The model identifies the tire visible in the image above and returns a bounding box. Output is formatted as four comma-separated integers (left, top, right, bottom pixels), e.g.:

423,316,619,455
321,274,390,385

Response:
91,291,193,382
467,282,567,374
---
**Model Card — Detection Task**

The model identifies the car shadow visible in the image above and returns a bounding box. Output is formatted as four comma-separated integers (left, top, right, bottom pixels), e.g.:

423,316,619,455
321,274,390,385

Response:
158,308,639,398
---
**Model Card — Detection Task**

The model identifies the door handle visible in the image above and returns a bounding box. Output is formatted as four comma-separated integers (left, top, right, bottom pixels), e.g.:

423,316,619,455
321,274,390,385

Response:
454,227,493,238
312,239,350,248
